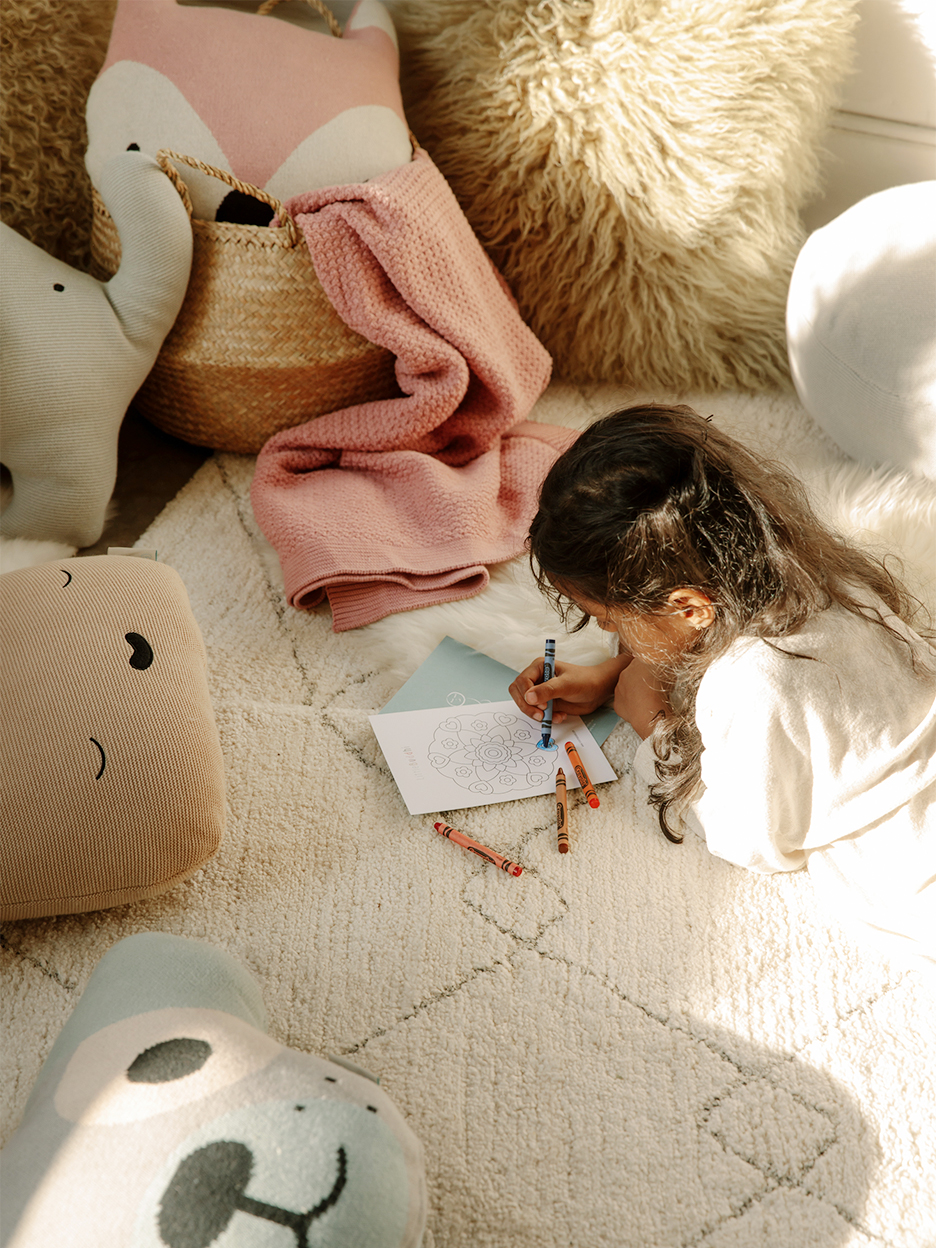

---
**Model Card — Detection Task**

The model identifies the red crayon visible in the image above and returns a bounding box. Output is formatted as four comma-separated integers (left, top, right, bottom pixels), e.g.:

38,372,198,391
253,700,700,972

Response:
564,740,600,807
433,822,523,876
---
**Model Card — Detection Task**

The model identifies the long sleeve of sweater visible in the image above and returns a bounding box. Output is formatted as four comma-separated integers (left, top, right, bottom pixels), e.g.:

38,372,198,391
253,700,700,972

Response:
634,605,936,873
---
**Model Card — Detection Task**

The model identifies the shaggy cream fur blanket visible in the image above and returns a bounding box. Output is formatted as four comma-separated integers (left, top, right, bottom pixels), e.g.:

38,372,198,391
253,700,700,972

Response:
395,0,858,391
0,0,115,267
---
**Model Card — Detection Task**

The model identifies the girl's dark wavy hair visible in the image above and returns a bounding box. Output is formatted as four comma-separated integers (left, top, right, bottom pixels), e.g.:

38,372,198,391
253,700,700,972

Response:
528,404,930,843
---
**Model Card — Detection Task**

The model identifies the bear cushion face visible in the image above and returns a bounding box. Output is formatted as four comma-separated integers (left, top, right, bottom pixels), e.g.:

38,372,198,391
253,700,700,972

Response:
0,933,427,1247
0,556,225,919
85,0,413,222
35,1011,417,1245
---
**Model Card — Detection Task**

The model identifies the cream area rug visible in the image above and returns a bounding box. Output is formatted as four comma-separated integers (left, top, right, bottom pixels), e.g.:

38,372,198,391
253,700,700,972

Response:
2,380,936,1248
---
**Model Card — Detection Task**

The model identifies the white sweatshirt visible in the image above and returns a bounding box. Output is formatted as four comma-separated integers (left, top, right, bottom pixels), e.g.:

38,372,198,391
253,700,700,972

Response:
634,602,936,967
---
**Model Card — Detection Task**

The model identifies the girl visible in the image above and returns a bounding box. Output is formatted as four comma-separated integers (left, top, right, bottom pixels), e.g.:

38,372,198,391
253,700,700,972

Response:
509,404,936,969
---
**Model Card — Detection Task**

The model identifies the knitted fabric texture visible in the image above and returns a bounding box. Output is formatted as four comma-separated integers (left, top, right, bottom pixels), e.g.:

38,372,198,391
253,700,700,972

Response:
250,147,559,631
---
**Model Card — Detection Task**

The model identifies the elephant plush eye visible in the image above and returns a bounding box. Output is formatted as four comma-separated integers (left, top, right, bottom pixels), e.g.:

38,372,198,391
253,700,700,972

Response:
53,283,64,291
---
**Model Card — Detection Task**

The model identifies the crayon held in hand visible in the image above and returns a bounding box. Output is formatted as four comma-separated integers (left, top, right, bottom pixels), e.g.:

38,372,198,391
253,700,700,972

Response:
556,767,570,853
433,822,523,876
538,637,556,749
564,740,599,808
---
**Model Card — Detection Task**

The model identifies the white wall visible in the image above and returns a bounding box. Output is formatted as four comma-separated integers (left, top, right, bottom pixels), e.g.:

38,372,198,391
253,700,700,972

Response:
803,0,936,230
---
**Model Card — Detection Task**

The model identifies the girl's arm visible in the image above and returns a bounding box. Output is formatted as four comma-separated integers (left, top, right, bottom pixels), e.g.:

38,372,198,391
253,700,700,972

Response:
509,654,632,724
689,703,810,873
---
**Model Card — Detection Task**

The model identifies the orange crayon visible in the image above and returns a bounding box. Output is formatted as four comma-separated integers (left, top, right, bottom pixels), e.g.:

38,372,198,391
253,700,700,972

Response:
564,740,599,807
433,822,523,876
556,767,570,853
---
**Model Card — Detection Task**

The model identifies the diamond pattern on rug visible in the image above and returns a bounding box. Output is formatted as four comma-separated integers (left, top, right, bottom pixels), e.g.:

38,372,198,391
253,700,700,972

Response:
703,1081,837,1183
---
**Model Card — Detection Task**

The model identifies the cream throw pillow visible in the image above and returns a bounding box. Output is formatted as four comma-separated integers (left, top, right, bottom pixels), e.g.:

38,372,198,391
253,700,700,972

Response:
787,181,936,481
394,0,857,391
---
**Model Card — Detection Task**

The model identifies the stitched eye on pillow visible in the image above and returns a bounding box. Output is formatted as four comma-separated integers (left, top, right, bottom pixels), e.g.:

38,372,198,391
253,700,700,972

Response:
127,1038,212,1084
53,1007,281,1125
125,632,154,670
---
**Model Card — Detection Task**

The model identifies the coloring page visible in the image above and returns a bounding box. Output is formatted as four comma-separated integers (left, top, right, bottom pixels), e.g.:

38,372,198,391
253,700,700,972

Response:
369,699,616,815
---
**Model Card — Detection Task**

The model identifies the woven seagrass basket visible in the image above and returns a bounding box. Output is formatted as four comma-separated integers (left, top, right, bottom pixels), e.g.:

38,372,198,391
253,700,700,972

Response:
91,144,401,455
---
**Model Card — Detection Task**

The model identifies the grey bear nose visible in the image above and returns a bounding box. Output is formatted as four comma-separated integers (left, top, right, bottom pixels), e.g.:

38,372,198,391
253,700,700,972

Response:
158,1140,348,1248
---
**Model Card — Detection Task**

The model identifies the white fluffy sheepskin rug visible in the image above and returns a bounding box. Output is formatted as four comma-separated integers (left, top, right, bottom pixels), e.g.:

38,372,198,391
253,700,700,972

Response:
2,380,935,1248
394,0,858,391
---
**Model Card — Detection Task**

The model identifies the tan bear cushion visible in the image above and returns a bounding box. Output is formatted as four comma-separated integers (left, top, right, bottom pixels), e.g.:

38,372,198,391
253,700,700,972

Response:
0,555,225,919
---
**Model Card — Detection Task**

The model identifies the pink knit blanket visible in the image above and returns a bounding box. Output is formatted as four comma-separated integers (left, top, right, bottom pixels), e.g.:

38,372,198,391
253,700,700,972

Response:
251,148,570,632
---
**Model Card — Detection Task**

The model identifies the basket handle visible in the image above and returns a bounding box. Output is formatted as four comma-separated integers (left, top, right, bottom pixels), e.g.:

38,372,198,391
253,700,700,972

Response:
256,0,342,38
156,148,299,245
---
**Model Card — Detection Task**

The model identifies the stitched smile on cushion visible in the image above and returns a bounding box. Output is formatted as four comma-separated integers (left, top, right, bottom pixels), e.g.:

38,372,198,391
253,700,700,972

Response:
88,737,107,780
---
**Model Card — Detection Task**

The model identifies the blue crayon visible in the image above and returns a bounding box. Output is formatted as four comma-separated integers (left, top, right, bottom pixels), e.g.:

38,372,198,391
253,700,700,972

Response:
539,637,556,748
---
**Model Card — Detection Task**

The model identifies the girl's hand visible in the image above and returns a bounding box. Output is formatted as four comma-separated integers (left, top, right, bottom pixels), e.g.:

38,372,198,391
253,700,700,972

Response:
613,659,669,739
509,655,632,725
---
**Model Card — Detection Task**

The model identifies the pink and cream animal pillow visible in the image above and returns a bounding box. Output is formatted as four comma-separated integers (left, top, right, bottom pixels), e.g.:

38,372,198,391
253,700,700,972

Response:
85,0,413,224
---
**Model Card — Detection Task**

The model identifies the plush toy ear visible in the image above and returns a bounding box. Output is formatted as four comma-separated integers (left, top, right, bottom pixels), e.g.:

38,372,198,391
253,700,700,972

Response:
0,555,224,919
0,933,428,1248
0,149,191,547
85,0,413,222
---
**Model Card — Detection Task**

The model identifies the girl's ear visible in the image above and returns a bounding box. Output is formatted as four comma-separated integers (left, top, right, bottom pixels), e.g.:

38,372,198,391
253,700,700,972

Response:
667,588,715,630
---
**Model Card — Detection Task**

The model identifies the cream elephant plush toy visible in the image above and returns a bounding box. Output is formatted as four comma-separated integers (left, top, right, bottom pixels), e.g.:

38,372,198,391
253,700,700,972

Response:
0,150,192,547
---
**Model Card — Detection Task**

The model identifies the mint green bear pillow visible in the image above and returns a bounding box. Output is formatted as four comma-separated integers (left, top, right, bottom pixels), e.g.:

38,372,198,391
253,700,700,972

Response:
0,932,427,1247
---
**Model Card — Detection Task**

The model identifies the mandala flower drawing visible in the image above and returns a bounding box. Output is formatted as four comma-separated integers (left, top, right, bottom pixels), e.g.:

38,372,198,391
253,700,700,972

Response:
427,711,554,795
